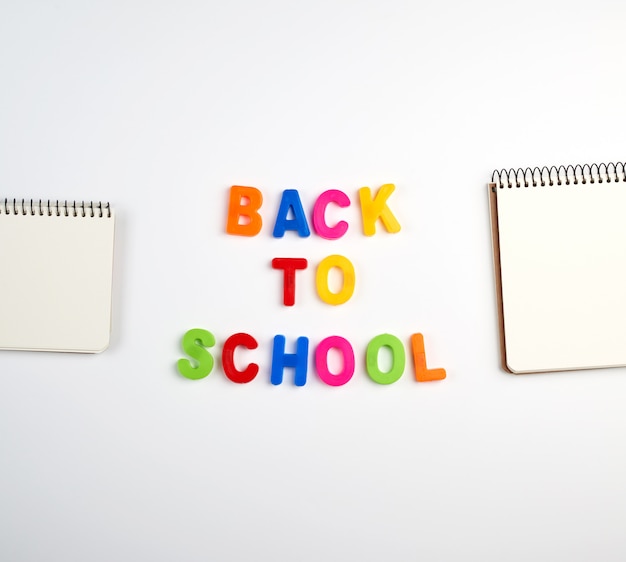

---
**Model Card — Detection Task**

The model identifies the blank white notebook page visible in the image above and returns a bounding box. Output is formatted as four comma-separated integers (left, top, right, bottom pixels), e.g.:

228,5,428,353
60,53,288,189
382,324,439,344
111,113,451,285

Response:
0,203,115,353
495,182,626,373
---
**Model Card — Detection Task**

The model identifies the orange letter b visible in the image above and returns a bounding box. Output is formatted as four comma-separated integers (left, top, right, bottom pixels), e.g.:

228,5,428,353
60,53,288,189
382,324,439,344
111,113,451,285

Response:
226,186,263,236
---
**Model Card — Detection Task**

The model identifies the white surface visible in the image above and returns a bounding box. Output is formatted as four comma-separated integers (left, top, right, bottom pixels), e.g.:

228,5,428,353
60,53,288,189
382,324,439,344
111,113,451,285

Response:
2,1,626,561
496,180,626,373
0,206,114,352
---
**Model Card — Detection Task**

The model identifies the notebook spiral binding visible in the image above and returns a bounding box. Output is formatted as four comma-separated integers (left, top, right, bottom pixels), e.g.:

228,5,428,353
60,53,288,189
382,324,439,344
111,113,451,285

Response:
491,162,626,190
0,199,111,218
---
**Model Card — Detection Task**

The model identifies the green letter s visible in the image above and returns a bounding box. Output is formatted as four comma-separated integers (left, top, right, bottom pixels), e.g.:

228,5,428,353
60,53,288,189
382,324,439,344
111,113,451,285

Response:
177,328,215,380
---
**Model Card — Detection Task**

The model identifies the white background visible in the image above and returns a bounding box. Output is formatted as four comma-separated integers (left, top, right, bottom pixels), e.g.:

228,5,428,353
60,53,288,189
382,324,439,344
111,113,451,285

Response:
1,1,626,561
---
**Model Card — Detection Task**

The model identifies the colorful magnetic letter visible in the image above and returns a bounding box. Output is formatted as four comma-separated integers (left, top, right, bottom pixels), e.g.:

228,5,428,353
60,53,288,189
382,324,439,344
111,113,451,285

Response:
273,189,311,238
358,184,401,236
271,335,309,386
226,186,263,236
315,336,355,386
271,258,308,306
315,254,355,305
410,333,446,382
222,332,259,383
312,189,350,239
177,328,216,380
366,333,405,384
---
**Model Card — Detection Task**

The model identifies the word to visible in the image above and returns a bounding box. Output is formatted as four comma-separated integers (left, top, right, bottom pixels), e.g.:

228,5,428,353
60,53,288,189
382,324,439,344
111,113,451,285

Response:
272,256,356,306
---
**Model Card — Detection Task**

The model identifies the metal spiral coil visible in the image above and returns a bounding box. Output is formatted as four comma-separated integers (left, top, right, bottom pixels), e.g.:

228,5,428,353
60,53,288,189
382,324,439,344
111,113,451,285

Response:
0,199,111,218
491,162,626,190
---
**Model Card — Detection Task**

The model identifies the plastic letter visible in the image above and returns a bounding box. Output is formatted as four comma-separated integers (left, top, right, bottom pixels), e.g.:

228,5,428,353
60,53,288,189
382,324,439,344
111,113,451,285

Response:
366,333,405,384
272,258,308,306
272,189,311,238
312,189,350,239
271,335,309,386
315,254,355,305
358,184,401,236
226,186,263,236
222,332,259,383
410,333,446,382
315,336,355,386
177,328,215,380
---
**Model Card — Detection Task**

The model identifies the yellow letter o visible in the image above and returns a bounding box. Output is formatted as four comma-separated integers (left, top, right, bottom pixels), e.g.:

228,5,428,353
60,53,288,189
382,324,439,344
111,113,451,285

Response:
315,254,355,305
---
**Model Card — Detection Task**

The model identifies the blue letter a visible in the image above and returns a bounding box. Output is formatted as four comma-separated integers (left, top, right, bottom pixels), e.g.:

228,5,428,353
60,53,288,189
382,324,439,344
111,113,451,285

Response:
273,189,311,238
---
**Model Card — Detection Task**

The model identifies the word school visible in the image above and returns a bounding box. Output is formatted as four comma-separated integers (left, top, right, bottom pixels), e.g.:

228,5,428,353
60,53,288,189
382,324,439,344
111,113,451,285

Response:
177,330,446,385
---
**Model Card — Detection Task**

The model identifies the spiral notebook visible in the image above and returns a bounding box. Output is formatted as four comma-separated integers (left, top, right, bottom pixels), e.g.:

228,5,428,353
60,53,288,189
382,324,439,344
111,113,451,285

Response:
0,199,115,353
489,162,626,374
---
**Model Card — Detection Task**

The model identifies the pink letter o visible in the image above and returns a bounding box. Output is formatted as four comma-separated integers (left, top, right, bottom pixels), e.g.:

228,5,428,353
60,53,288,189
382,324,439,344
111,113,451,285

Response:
315,336,355,386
